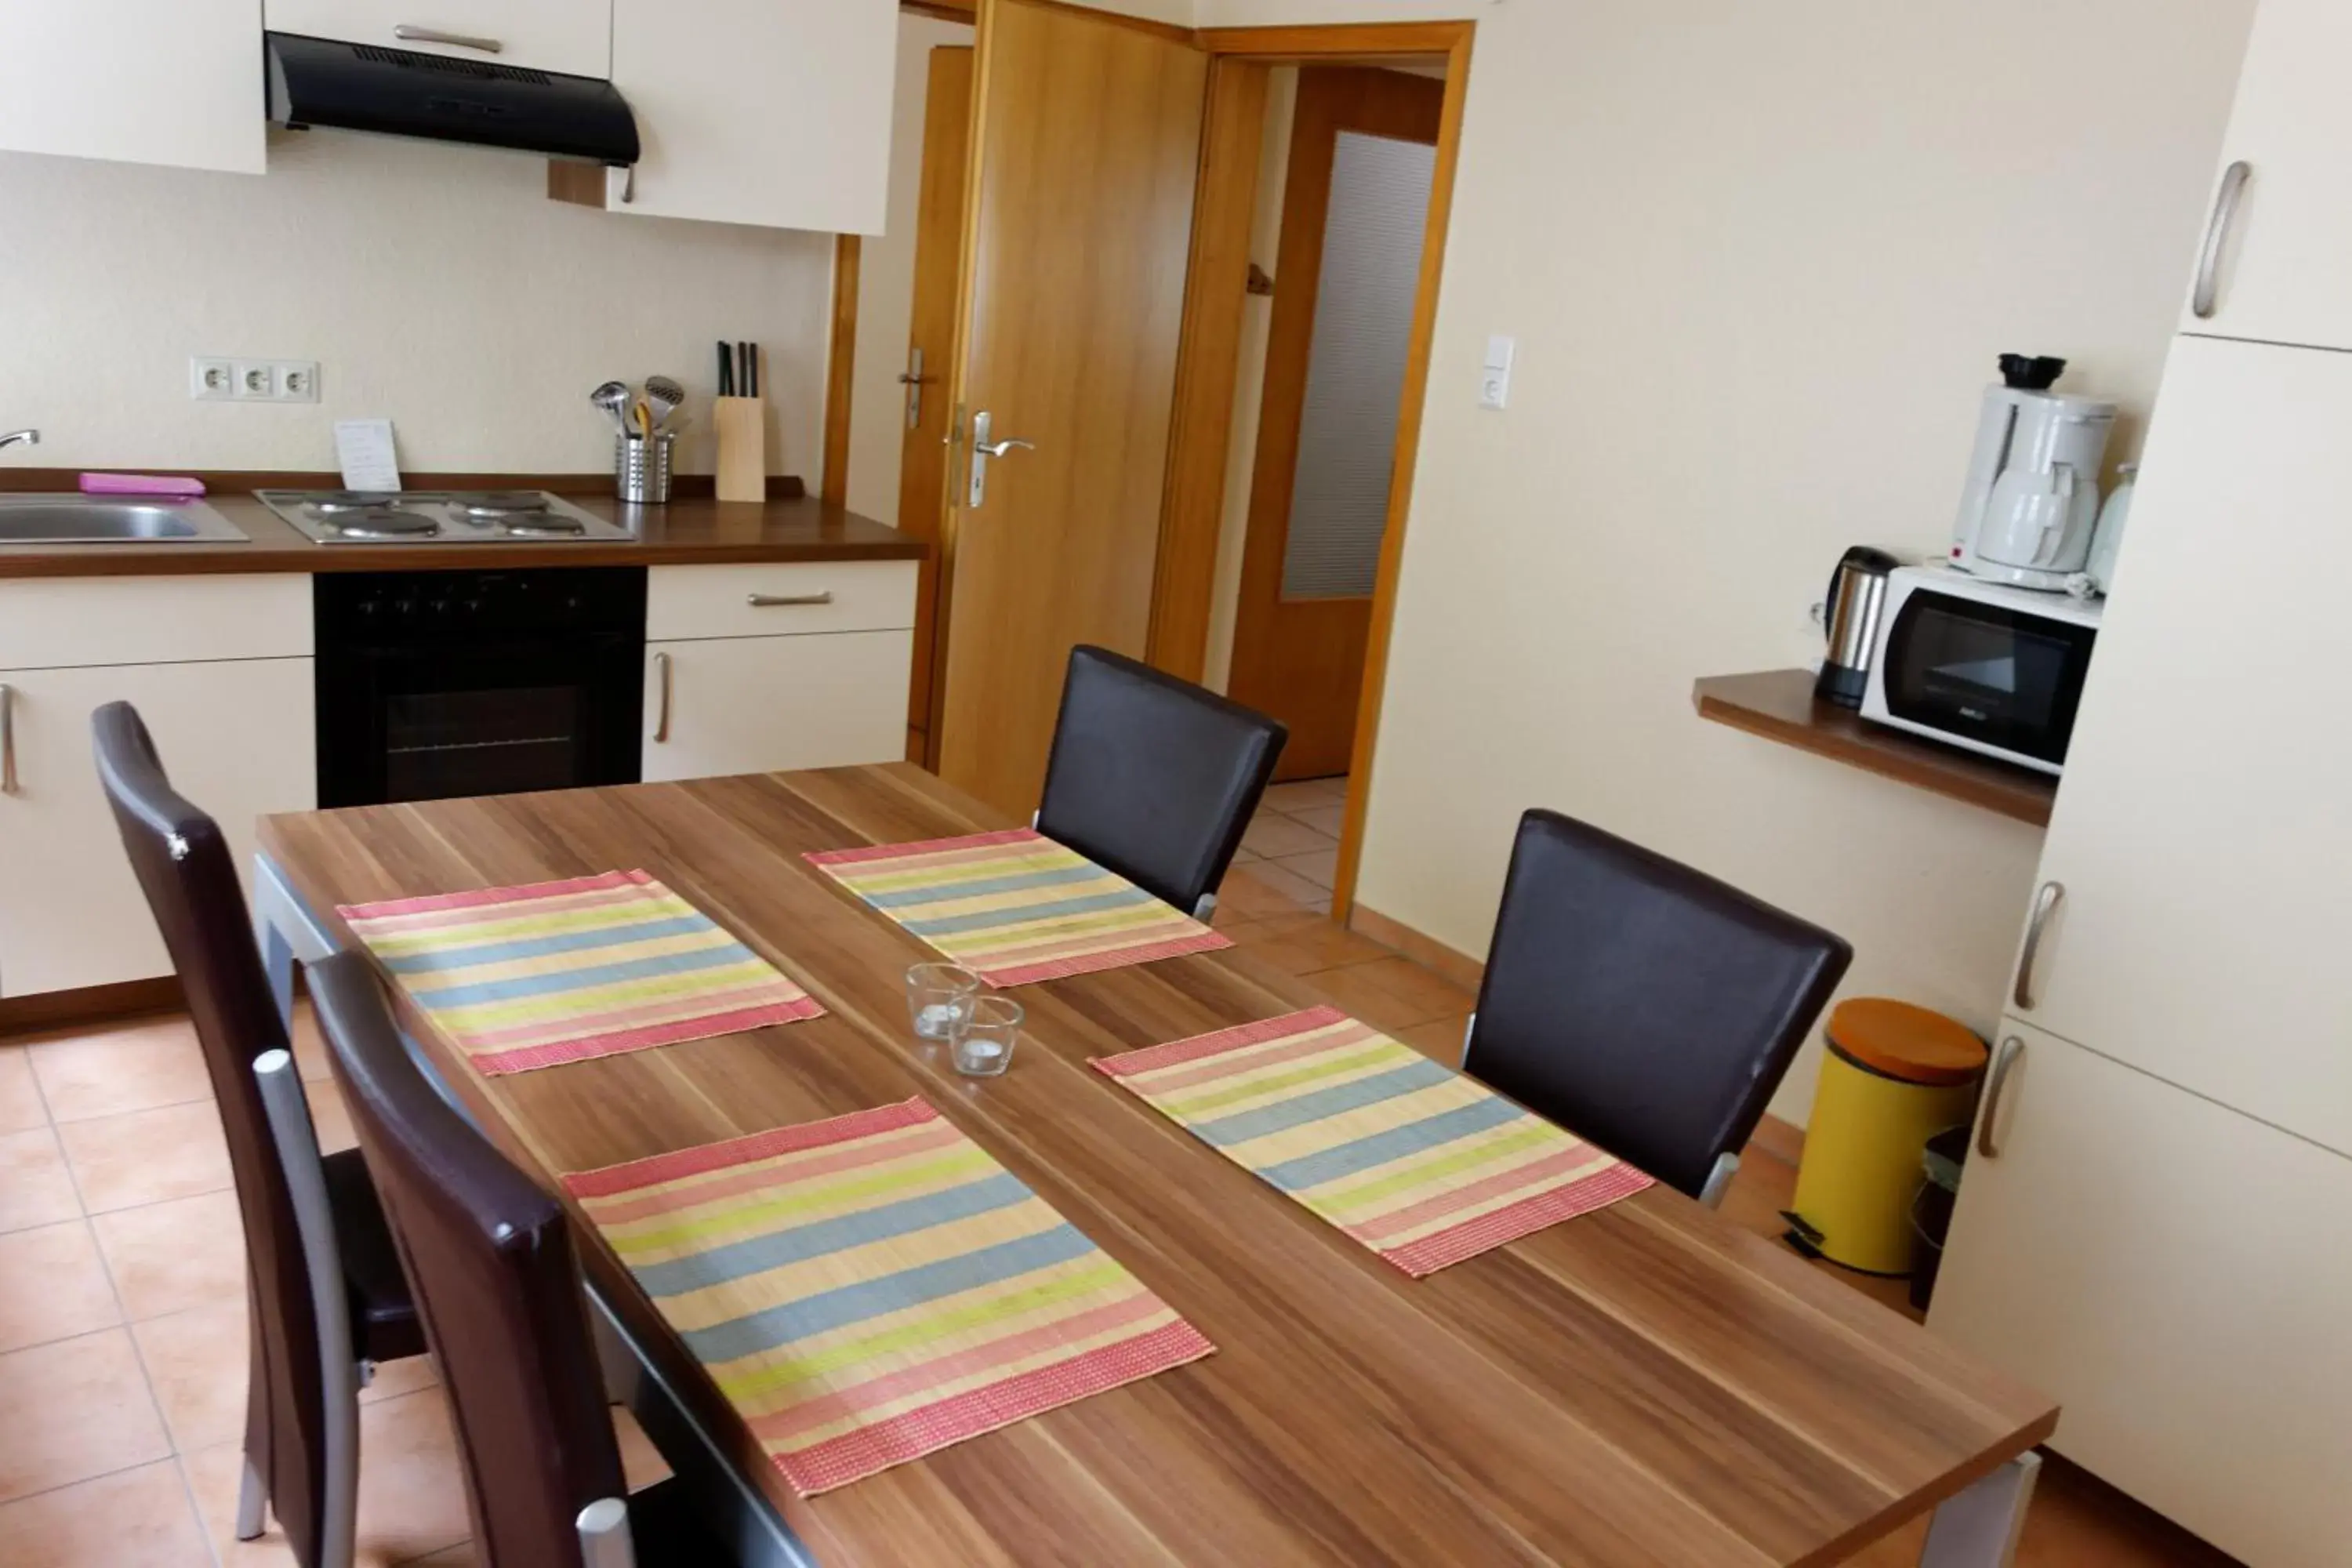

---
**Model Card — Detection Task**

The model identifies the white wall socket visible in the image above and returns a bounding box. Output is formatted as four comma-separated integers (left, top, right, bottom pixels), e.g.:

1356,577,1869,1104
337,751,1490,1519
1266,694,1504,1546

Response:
191,357,319,403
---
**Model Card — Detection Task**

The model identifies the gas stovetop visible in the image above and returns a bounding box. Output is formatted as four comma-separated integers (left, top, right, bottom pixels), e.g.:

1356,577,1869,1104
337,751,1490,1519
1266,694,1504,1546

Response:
255,489,634,545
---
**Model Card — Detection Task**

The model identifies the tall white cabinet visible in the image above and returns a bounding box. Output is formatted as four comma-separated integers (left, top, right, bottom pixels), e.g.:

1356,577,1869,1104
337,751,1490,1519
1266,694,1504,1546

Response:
1932,13,2352,1559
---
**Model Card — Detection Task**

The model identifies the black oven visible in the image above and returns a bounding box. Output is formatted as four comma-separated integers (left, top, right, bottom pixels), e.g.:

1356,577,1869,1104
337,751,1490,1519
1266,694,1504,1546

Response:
315,568,646,808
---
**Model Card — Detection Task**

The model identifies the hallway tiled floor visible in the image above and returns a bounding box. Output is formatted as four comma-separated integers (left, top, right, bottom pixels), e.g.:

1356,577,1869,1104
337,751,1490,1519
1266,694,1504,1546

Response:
2,850,2231,1566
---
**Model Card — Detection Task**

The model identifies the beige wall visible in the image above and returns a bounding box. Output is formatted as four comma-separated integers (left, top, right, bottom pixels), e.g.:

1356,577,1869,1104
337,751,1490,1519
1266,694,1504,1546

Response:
1221,0,2252,1122
846,13,977,528
0,134,833,477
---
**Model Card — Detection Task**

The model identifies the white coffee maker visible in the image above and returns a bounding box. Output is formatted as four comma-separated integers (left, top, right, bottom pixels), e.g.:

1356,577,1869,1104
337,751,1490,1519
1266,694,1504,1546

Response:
1950,354,2116,592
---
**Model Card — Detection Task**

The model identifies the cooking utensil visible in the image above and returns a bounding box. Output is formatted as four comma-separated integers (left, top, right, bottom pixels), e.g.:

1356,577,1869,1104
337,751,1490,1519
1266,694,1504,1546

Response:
632,398,654,440
746,343,760,399
644,375,685,430
590,380,631,433
717,341,734,397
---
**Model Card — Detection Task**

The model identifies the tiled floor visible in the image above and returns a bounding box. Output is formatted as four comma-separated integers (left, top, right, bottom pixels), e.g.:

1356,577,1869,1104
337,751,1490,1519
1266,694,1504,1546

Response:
2,856,2230,1566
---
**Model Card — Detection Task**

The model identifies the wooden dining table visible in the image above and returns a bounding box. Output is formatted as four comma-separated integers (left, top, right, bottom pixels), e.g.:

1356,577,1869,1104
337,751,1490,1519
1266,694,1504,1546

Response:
252,763,2057,1568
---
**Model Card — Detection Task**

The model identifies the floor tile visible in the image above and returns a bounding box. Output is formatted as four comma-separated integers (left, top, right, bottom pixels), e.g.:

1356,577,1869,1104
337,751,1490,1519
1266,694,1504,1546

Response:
1228,860,1330,915
56,1102,231,1215
0,1047,45,1134
134,1300,250,1453
0,1128,82,1236
0,1329,171,1503
1392,1015,1474,1066
187,1400,469,1568
0,1221,122,1355
1240,813,1334,860
1301,956,1478,1034
1231,914,1393,977
0,1457,210,1567
1262,779,1347,813
360,1354,440,1407
28,1017,212,1126
614,1406,673,1493
1214,867,1319,922
1272,847,1340,891
401,1545,478,1566
93,1192,246,1323
288,1002,334,1083
1288,803,1348,839
304,1077,358,1156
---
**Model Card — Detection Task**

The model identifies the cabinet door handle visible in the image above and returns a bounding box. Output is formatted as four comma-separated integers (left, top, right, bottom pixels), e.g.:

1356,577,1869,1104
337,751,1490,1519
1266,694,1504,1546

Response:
1977,1036,2026,1159
746,592,833,608
652,652,673,744
2190,160,2251,320
393,24,503,53
0,683,17,794
2012,880,2063,1010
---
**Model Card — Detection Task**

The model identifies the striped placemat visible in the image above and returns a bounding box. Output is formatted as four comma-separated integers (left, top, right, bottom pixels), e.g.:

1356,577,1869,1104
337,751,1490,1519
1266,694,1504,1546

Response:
339,870,822,1076
1094,1006,1655,1276
804,828,1230,986
562,1098,1214,1495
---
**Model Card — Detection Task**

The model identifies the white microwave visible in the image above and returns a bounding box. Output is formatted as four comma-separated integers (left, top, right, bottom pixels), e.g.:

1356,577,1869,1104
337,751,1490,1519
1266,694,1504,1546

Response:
1862,566,2102,776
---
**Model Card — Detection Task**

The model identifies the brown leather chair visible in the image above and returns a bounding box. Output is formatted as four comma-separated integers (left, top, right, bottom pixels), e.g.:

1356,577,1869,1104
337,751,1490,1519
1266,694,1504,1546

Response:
306,949,728,1568
1464,809,1853,1204
92,702,425,1568
1036,644,1288,920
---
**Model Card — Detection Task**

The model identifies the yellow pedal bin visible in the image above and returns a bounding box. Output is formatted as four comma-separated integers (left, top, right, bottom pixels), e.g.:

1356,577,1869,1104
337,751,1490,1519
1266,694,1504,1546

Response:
1784,999,1987,1276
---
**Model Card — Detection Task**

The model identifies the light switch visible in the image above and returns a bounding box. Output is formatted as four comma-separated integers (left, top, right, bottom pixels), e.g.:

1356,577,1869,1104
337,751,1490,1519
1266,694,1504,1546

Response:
1479,335,1515,410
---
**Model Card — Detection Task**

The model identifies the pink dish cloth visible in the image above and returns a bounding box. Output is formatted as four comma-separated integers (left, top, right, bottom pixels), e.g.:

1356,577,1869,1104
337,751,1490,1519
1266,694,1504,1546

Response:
79,473,206,498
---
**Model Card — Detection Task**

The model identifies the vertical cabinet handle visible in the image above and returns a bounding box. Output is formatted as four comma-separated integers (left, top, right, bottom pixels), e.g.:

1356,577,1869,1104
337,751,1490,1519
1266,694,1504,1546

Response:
0,682,17,794
652,652,673,744
1977,1036,2027,1159
2191,160,2251,320
2012,880,2063,1010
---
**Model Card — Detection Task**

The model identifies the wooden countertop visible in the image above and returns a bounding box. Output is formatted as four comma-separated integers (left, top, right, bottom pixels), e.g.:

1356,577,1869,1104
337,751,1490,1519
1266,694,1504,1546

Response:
260,762,2057,1566
1694,669,2058,827
0,470,924,578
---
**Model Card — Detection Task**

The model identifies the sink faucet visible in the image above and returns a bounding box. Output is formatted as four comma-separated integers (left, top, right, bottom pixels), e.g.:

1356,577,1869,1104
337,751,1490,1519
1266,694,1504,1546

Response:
0,430,37,452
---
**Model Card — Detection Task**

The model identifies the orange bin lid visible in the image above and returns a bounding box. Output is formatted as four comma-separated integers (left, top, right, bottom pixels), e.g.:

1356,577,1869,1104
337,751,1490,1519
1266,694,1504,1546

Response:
1824,999,1987,1087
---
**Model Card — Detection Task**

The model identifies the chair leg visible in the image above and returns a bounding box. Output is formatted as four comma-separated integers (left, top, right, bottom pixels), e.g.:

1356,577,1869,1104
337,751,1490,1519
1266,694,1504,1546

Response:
1192,891,1218,922
1918,1450,2041,1568
235,1453,268,1541
319,1367,361,1568
1700,1150,1740,1210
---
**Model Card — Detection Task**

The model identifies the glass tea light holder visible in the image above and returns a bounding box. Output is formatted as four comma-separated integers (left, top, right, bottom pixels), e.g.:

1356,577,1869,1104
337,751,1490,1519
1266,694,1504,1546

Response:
951,994,1022,1078
904,963,980,1042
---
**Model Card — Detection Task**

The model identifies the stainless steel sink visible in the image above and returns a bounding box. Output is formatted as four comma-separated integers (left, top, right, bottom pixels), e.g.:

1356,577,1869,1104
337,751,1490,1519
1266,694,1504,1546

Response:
0,494,250,545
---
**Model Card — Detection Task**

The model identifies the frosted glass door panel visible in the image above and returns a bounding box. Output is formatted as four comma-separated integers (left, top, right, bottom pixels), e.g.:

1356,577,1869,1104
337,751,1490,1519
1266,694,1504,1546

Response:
1279,130,1436,601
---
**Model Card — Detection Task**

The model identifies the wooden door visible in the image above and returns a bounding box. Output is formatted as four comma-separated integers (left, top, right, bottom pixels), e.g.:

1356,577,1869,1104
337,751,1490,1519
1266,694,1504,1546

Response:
0,659,314,996
900,45,975,764
1228,68,1443,782
2183,0,2352,353
933,0,1207,818
1931,1018,2352,1568
2008,336,2352,1158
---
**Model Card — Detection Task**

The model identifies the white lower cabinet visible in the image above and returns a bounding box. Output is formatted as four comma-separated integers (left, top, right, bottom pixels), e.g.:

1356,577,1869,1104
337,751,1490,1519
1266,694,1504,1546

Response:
0,658,315,996
641,630,912,782
1929,1018,2352,1568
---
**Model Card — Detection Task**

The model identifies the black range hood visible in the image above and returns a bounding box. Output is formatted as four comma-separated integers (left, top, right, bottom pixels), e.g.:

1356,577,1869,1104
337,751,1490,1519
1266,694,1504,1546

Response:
266,32,639,167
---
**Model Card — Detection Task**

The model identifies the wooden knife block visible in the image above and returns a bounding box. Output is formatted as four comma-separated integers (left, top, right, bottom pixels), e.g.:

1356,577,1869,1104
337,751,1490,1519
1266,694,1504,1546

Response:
713,396,766,503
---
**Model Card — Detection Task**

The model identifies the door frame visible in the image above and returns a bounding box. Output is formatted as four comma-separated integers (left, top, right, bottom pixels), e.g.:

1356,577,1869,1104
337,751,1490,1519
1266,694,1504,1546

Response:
1150,20,1475,920
825,11,1475,916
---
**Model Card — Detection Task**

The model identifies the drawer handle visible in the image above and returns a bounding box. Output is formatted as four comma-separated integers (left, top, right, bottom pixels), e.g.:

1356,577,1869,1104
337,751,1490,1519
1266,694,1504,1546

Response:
2012,880,2063,1010
1977,1036,2026,1159
746,592,833,608
0,682,17,795
393,24,503,53
652,652,673,744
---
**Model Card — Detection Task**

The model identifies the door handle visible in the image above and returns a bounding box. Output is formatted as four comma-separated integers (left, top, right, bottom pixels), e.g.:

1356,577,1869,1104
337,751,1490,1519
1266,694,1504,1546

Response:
393,24,503,53
896,347,932,430
652,652,673,744
966,410,1034,509
2012,880,2063,1010
746,592,833,608
0,683,17,794
2190,160,2251,320
1977,1036,2026,1159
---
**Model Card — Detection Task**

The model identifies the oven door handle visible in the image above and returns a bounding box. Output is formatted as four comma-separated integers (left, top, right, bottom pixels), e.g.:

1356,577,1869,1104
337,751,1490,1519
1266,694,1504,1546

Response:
652,652,673,744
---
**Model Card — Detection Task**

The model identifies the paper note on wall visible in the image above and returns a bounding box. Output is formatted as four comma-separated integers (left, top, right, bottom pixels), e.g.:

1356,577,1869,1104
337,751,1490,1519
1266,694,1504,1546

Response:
333,420,401,492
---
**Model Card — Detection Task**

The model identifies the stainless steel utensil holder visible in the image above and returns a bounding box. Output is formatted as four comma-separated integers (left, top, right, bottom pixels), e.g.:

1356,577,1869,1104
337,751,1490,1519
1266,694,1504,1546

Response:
615,434,675,504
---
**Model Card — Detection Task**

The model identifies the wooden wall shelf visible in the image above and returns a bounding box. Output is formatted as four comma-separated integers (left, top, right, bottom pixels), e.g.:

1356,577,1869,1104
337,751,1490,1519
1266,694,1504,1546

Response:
1693,670,2056,828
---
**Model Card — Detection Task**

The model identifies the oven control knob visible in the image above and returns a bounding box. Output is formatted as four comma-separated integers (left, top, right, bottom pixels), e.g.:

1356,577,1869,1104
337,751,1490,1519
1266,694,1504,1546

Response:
463,598,485,615
394,599,416,617
430,598,449,615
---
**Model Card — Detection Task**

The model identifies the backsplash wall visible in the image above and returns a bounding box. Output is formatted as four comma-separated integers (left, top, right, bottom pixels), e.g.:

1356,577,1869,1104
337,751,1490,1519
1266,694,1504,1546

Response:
0,132,833,477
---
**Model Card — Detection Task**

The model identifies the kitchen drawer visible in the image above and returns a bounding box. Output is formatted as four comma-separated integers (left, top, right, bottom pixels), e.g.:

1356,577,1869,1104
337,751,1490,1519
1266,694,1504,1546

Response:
264,0,610,79
0,575,312,669
642,630,912,782
645,561,917,643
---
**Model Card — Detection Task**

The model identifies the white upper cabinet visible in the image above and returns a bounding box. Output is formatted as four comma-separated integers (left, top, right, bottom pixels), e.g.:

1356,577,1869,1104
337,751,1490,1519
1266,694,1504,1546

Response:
2007,336,2352,1156
2182,0,2352,351
603,0,898,233
265,0,612,79
0,0,265,174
